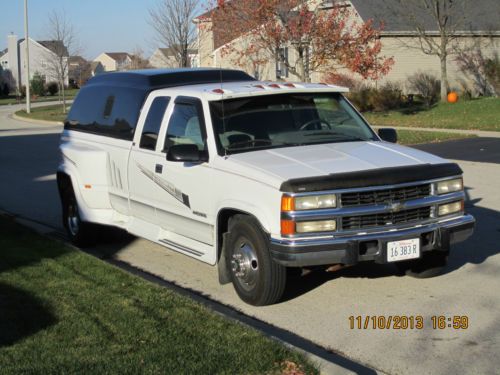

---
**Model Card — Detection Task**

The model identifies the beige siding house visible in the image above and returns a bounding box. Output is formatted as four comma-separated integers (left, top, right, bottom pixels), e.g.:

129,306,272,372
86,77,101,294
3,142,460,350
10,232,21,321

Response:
94,52,132,72
195,0,500,90
149,47,199,69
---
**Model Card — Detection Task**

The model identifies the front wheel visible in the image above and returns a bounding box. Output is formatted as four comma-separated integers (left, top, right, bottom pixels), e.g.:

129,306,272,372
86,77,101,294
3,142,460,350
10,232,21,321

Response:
226,215,287,306
396,250,449,278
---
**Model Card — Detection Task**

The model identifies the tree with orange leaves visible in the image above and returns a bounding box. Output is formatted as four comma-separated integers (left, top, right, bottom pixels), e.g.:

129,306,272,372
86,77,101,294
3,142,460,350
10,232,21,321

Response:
207,0,394,82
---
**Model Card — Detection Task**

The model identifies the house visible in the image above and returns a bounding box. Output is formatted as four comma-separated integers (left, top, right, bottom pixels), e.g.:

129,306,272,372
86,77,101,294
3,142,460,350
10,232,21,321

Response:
89,61,105,77
94,52,133,71
67,57,105,87
195,0,500,88
1,34,69,92
68,56,88,87
149,47,199,69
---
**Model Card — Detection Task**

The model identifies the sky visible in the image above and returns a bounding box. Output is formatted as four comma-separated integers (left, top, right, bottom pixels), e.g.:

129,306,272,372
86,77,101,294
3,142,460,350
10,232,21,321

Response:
0,0,207,60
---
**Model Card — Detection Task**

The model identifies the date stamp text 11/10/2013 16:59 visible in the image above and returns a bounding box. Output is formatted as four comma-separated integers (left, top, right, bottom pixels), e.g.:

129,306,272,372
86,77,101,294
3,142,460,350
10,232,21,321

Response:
349,316,469,330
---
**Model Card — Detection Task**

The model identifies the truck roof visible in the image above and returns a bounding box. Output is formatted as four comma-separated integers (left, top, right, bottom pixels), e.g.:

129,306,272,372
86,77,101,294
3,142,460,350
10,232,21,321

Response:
86,68,257,90
151,80,350,101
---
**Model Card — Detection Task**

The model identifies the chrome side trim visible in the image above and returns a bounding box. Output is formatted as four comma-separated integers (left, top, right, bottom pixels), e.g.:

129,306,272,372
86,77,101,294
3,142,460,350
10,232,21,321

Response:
159,238,204,257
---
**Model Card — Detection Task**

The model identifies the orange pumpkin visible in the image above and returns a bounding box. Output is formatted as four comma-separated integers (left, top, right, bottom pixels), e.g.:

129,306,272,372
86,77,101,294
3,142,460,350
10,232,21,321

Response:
447,92,459,103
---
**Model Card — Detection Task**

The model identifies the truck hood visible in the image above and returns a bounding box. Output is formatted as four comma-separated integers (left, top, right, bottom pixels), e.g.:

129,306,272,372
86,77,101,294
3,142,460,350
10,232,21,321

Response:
220,141,447,189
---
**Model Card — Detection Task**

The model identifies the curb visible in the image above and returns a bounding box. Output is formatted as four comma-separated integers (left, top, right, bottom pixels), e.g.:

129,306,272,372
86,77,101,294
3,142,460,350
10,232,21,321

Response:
12,112,63,126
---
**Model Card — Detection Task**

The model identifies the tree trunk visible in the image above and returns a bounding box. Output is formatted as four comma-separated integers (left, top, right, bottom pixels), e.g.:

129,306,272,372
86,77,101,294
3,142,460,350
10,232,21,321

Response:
61,78,66,114
440,54,449,102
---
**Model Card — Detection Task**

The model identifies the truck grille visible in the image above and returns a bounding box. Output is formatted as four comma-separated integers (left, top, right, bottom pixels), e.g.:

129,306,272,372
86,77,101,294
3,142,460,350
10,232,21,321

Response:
342,206,432,230
341,184,431,207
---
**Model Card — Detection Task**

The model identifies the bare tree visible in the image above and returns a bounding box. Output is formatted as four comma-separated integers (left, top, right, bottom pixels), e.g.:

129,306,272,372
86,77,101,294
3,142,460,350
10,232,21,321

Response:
385,0,479,102
148,0,198,67
45,10,79,113
130,47,151,70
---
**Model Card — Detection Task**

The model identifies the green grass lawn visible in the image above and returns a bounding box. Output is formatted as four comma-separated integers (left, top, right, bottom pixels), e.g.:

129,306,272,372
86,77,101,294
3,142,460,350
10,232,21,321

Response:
364,97,500,132
395,129,475,145
0,216,316,374
0,89,78,106
15,104,69,123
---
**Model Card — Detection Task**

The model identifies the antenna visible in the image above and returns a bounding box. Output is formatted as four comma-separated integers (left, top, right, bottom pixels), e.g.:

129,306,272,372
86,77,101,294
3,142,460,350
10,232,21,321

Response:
219,65,228,157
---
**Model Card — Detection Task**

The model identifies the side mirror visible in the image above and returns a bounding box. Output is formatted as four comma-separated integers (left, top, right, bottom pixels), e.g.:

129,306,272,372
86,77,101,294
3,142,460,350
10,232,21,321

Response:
166,144,207,163
378,128,398,143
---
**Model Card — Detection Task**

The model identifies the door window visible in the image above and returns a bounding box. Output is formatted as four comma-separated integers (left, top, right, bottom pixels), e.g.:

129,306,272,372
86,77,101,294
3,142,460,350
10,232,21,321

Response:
140,97,170,151
165,102,206,151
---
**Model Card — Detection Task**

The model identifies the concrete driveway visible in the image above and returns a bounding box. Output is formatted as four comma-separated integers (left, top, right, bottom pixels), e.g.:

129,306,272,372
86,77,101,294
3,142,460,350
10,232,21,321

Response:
1,107,499,375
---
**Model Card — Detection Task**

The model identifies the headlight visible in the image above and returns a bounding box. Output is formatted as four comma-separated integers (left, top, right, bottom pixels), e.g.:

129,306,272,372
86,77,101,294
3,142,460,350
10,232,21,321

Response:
296,220,337,233
438,201,463,216
282,194,337,211
436,178,463,195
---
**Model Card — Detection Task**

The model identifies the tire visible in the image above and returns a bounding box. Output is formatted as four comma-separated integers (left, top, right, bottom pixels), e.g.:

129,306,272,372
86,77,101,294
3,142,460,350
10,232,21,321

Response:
226,215,287,306
62,185,96,247
396,250,449,278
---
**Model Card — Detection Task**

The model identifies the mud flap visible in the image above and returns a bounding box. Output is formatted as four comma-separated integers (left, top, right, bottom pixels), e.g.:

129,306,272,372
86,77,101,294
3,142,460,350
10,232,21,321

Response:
218,232,231,285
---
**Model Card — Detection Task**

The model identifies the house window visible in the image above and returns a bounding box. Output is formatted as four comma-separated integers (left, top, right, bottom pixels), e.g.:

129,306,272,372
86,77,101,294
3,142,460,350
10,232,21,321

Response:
276,47,289,79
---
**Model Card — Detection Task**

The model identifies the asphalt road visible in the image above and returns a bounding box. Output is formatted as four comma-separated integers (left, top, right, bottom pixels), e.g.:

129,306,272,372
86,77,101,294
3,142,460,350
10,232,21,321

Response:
1,106,500,375
414,138,500,164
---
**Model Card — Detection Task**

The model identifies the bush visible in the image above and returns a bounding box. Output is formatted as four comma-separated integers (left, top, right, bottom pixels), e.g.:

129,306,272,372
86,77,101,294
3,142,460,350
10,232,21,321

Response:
46,81,59,96
455,49,496,97
370,82,404,112
19,85,26,98
407,72,440,108
346,84,376,112
0,82,9,97
30,72,45,96
484,53,500,96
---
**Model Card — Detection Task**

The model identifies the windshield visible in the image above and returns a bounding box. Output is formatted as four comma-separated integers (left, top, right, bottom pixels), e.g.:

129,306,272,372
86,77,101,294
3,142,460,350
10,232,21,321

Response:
209,92,378,155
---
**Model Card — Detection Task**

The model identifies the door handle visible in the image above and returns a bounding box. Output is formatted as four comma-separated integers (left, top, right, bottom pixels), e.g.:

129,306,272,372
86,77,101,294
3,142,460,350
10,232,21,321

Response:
155,164,163,174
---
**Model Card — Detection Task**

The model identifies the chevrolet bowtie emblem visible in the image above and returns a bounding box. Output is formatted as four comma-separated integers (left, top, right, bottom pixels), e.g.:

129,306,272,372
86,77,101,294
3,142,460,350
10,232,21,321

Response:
389,202,405,212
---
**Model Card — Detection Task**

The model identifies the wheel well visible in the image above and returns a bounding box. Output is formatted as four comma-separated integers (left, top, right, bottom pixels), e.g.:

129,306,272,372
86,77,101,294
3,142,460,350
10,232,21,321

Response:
216,209,269,262
56,172,73,200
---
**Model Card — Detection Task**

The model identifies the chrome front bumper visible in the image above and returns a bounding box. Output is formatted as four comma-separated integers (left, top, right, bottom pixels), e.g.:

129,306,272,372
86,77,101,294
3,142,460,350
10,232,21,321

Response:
269,214,475,267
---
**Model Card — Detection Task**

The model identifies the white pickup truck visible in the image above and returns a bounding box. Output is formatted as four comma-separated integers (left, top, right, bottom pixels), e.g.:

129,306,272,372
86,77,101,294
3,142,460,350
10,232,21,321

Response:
58,68,475,305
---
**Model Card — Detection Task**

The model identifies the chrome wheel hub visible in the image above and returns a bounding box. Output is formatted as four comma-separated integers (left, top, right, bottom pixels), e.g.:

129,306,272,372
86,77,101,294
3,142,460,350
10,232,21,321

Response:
231,240,259,290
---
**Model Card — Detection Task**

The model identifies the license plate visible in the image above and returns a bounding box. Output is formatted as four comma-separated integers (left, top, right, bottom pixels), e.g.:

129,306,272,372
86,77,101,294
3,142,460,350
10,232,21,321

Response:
387,238,420,262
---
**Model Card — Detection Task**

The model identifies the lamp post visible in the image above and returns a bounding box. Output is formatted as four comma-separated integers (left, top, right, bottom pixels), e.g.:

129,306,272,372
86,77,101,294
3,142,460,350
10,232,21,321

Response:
24,0,31,113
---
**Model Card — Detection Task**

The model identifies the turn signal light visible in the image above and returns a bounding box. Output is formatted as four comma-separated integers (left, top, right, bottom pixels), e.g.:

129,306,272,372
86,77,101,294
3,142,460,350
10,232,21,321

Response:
281,195,295,212
280,220,295,236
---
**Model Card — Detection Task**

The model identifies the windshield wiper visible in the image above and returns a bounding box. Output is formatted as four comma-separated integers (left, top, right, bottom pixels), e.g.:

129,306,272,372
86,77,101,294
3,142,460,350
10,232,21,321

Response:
227,138,272,150
303,132,366,142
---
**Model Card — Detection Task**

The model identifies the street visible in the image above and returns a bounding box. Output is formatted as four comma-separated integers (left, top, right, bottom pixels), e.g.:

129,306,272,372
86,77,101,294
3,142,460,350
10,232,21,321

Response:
1,104,500,375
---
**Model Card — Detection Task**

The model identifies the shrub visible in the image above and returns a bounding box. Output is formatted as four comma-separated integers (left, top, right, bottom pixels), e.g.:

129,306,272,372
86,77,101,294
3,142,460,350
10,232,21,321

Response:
46,81,59,96
30,72,45,96
370,81,404,112
407,72,440,108
484,53,500,96
19,85,26,98
346,84,376,112
0,82,9,97
455,49,495,97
